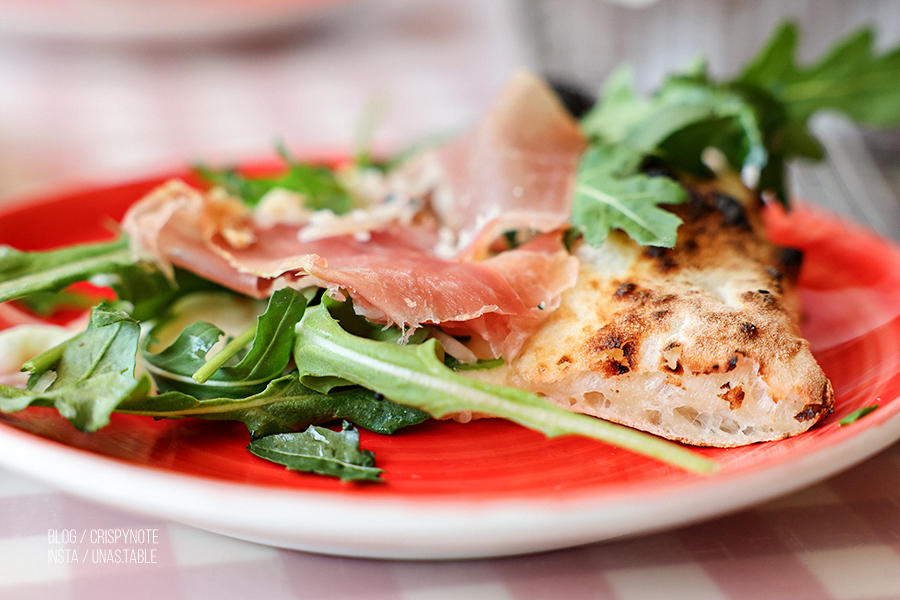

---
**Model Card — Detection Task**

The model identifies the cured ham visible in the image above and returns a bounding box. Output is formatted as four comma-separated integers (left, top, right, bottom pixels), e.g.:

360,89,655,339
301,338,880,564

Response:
118,71,589,360
412,70,588,260
121,183,578,360
441,233,578,358
121,180,265,298
299,233,576,359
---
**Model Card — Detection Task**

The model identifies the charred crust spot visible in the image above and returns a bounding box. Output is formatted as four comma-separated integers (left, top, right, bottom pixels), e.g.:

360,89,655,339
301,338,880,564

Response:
663,360,683,375
712,192,751,230
614,282,638,299
795,404,827,422
726,354,739,372
777,247,804,279
600,360,631,377
719,383,745,410
740,322,759,340
643,246,679,272
652,309,670,321
654,293,678,305
685,189,712,219
600,333,625,350
639,155,677,179
743,290,779,307
587,330,638,375
661,341,683,375
621,340,639,369
660,257,679,272
556,355,573,366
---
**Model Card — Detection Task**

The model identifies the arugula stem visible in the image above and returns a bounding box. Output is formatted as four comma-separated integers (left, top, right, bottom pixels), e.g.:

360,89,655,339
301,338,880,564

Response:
192,323,257,383
21,333,80,374
0,238,133,304
295,305,719,475
332,330,716,474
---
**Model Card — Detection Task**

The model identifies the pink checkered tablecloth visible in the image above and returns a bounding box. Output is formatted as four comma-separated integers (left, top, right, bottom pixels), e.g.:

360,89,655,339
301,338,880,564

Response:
0,444,899,600
1,1,900,598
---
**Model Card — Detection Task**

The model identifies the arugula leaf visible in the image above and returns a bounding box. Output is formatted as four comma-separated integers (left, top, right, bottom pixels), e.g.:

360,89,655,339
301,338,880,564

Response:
0,238,133,304
576,67,767,247
118,371,428,438
293,302,718,474
1,289,424,440
575,21,900,245
0,235,226,323
142,288,306,399
578,67,648,143
736,22,900,201
740,23,900,127
572,144,687,247
14,290,96,317
247,423,382,482
104,265,227,322
195,147,353,213
0,305,150,431
838,404,879,426
583,66,768,175
143,321,231,397
445,356,504,371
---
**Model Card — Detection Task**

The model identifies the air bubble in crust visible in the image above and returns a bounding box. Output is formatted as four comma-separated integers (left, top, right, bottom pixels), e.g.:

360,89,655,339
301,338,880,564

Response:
674,405,709,429
645,409,662,425
584,390,611,409
719,417,740,434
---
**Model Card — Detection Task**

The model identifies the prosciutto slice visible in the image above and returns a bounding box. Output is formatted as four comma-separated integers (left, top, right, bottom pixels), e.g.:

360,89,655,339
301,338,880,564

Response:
121,181,577,359
121,180,265,297
214,224,577,359
439,232,578,358
416,70,588,260
120,70,586,359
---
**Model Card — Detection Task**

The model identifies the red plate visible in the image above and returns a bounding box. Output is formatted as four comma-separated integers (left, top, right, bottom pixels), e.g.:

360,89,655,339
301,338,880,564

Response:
1,177,899,559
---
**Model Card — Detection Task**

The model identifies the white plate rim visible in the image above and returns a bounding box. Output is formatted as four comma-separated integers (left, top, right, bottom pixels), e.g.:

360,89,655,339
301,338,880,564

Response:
0,402,898,560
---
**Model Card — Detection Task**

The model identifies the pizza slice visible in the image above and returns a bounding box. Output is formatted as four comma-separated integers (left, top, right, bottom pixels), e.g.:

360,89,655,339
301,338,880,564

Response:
469,171,833,447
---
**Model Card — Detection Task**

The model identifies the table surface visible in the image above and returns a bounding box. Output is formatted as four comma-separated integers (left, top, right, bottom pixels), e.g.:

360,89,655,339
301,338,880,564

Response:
1,1,900,598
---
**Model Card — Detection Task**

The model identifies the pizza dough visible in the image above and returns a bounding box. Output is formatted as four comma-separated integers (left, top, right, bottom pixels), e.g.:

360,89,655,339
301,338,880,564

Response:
468,174,833,447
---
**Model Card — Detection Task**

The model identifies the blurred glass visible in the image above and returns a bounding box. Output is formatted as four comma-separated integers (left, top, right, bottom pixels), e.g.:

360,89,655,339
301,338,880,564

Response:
518,0,900,93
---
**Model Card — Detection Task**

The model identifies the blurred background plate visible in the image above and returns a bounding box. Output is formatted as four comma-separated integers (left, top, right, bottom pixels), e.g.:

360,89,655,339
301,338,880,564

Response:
0,0,361,43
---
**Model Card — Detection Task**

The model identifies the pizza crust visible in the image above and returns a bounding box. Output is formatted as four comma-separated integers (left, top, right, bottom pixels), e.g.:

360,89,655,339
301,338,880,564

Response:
468,175,834,447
